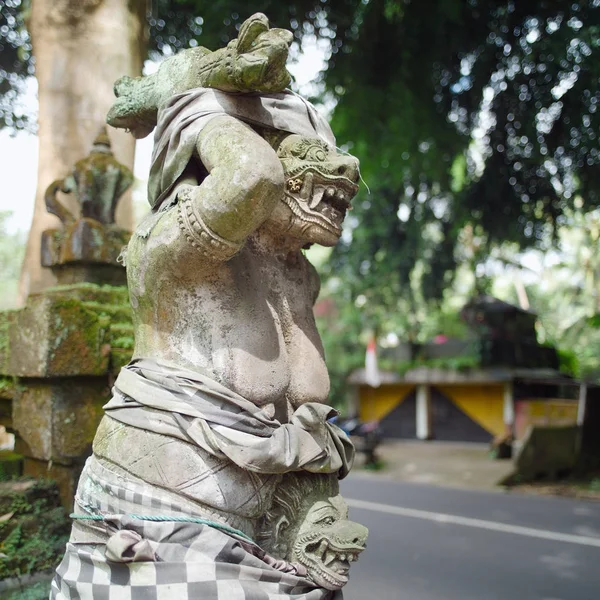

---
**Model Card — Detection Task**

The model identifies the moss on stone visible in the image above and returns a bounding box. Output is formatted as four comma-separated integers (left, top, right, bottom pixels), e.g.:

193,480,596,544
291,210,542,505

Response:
80,301,132,323
0,377,17,399
110,348,133,376
111,336,135,350
42,282,129,306
0,452,23,482
45,299,110,375
0,310,18,375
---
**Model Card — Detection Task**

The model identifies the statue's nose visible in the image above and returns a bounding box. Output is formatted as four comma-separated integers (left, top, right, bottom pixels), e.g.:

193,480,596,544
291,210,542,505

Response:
337,520,369,549
335,158,360,184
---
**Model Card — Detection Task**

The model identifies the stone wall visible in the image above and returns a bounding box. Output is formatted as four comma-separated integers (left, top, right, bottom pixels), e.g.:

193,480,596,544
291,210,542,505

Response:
0,282,132,507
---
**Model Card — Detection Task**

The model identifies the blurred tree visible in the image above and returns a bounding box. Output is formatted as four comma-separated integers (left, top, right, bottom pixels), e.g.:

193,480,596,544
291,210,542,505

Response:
324,0,600,336
1,2,599,364
493,206,600,379
1,0,146,301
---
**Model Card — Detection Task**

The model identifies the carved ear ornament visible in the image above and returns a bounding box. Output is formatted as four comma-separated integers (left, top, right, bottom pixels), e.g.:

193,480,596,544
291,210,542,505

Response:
287,178,303,193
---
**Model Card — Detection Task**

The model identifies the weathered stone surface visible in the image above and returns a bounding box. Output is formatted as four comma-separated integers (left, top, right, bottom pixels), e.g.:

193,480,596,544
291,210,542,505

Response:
41,220,130,268
13,379,108,463
0,311,17,374
258,472,367,590
6,296,110,377
44,128,133,228
42,282,129,305
0,377,18,432
41,129,132,285
23,459,85,511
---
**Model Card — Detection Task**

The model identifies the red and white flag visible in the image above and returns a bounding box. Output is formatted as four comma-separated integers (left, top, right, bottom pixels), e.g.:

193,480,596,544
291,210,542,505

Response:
365,337,381,388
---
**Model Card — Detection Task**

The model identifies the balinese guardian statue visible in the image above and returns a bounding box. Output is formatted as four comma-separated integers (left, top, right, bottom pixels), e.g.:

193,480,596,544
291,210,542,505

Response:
52,13,367,600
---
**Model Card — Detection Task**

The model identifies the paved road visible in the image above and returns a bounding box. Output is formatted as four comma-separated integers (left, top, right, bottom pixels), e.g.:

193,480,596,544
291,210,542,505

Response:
340,475,600,600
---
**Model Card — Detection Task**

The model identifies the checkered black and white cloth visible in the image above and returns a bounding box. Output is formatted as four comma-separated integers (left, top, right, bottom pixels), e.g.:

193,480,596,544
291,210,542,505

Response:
51,360,352,598
51,521,342,599
51,456,342,599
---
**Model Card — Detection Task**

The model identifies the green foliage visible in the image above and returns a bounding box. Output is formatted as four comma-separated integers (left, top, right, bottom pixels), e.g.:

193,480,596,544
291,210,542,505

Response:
325,0,600,313
492,207,600,380
0,580,51,600
316,300,366,411
0,480,70,581
0,452,22,482
0,507,69,579
557,347,579,376
0,0,33,131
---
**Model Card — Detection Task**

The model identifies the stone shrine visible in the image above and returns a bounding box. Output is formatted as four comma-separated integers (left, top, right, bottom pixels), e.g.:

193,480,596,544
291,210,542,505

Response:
0,133,134,510
41,128,133,287
52,13,367,599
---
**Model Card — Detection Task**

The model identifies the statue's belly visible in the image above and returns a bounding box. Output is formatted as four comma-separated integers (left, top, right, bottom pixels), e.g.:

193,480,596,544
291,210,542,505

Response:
134,291,330,410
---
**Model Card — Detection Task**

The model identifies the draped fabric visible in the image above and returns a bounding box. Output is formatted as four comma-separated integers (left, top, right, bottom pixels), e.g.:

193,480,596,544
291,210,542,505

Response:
148,88,336,210
104,359,354,479
51,360,353,599
51,455,342,600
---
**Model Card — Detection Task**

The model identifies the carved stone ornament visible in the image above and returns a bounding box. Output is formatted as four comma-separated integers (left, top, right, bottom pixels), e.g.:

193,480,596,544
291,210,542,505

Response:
52,13,367,600
257,473,368,591
41,127,133,285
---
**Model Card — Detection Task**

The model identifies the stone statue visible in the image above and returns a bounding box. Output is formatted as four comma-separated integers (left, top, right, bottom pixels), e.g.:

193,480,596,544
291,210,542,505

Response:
52,13,367,600
41,128,133,285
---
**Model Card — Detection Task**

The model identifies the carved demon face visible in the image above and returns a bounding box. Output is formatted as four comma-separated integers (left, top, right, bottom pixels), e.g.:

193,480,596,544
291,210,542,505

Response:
290,494,368,590
270,134,360,246
257,473,367,591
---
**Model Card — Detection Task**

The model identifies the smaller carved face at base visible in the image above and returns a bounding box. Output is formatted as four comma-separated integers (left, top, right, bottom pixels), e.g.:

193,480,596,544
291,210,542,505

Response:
291,494,367,590
269,135,360,247
257,473,368,591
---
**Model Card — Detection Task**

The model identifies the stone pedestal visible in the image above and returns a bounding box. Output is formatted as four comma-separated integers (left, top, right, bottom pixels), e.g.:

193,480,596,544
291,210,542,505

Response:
41,219,130,286
0,131,135,509
0,283,132,507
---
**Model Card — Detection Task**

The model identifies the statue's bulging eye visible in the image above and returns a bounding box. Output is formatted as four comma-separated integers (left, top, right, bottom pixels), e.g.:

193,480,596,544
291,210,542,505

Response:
319,515,336,526
306,148,326,162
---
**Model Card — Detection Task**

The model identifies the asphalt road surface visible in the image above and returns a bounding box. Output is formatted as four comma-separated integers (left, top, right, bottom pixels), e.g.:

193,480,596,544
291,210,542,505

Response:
340,475,600,600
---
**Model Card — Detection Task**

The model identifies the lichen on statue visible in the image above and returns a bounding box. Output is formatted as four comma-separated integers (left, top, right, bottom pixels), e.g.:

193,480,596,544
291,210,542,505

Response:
52,12,367,600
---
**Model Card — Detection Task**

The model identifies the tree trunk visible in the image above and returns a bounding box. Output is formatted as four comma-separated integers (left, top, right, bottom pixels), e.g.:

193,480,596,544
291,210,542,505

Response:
18,0,146,302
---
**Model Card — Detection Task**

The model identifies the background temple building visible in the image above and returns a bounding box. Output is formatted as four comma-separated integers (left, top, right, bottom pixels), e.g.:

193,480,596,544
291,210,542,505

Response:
348,295,587,445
